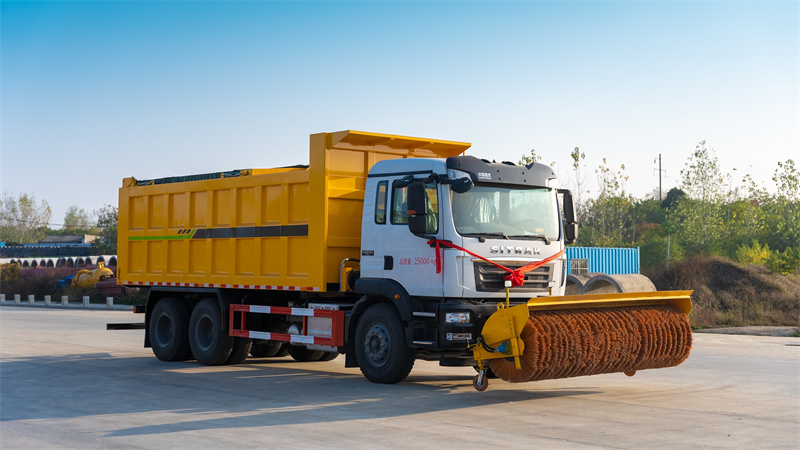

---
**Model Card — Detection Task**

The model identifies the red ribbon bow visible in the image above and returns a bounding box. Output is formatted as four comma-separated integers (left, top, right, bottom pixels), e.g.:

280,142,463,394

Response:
426,239,565,287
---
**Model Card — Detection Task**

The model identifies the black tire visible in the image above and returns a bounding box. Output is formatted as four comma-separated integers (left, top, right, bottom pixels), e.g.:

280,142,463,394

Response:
318,352,339,361
250,340,286,358
355,303,416,384
273,344,290,357
286,345,324,362
189,299,234,365
226,337,253,365
149,298,191,361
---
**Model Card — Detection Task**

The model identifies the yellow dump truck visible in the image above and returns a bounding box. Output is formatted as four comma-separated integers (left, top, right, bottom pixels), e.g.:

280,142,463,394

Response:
114,130,692,391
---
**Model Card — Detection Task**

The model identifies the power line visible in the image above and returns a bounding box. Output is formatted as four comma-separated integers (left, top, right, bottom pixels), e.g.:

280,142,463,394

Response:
0,216,92,228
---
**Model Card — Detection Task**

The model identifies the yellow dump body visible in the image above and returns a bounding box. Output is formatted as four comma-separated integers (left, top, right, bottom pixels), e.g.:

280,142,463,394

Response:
117,130,469,292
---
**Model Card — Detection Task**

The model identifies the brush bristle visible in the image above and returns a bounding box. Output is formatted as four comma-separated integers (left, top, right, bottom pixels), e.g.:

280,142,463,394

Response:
488,305,692,383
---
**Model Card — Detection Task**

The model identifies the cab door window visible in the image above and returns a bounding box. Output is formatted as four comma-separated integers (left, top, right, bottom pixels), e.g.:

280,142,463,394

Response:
374,181,388,224
391,180,438,234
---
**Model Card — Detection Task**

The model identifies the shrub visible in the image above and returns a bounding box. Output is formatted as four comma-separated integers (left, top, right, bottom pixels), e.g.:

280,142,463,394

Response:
1,262,20,283
0,267,70,299
766,247,800,276
648,255,800,328
735,240,771,266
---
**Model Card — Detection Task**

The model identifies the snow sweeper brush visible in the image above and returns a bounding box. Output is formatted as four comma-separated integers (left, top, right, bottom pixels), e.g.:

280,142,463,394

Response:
470,290,692,391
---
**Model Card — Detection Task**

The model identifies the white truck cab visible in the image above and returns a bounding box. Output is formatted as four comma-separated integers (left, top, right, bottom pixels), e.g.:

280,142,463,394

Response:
360,155,574,299
354,155,577,360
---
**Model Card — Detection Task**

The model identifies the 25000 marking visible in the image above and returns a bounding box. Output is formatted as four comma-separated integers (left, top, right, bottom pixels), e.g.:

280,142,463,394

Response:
398,257,435,266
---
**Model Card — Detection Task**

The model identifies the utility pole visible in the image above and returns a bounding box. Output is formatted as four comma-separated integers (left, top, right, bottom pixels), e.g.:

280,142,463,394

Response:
666,235,671,270
654,154,666,201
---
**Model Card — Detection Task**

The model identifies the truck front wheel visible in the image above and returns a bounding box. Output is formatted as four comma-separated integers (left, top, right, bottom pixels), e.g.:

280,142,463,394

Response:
355,303,416,384
149,298,190,361
189,299,234,365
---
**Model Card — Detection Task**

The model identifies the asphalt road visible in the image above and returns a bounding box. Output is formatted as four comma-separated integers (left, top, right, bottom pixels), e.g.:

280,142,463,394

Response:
1,307,798,449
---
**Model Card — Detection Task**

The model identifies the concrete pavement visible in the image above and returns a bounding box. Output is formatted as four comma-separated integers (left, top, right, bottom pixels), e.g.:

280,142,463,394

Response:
1,307,798,449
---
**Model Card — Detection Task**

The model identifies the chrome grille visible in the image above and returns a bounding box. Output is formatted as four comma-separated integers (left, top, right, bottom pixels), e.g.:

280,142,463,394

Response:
473,261,553,292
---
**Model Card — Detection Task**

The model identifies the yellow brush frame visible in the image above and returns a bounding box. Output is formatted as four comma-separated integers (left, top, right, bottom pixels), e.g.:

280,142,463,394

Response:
471,290,693,370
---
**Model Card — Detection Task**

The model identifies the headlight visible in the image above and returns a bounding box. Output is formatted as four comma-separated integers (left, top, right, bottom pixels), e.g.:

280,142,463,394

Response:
445,312,471,324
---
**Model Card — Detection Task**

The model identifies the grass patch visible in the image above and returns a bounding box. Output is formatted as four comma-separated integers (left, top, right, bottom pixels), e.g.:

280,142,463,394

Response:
0,265,147,306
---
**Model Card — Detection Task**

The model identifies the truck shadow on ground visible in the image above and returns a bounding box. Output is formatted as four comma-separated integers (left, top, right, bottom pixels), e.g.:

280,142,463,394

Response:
0,352,601,436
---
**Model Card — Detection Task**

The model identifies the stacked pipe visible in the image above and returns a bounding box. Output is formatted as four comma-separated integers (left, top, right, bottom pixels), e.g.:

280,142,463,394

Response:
488,305,692,383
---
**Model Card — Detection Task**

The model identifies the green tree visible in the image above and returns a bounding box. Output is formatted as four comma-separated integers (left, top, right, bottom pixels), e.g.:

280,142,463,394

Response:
580,159,635,247
640,235,683,269
0,191,52,244
63,205,93,230
568,147,589,216
680,141,725,202
518,148,541,166
773,159,799,201
93,204,118,254
769,159,800,251
725,199,769,258
660,187,685,210
634,198,666,228
669,141,726,255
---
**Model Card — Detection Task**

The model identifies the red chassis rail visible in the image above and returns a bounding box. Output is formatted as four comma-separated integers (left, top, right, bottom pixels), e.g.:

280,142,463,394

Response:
228,304,345,347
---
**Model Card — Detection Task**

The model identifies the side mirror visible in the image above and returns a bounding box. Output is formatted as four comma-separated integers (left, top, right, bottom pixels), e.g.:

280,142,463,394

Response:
558,189,578,245
407,182,428,235
564,223,578,245
450,177,473,193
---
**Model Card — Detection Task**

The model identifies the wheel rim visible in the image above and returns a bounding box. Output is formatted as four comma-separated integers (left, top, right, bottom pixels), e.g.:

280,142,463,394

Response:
154,313,172,348
196,313,214,351
363,321,390,367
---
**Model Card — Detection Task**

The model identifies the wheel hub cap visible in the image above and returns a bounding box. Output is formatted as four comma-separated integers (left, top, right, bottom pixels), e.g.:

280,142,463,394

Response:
364,323,390,366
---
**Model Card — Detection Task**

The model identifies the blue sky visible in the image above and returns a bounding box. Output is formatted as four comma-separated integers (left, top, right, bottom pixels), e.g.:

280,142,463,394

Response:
2,0,798,226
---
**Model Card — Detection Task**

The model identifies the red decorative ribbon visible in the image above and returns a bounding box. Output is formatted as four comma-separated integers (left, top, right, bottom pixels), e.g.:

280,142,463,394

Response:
426,239,565,287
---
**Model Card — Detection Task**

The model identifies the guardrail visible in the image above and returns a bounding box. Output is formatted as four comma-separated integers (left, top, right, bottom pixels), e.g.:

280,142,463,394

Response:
0,294,133,310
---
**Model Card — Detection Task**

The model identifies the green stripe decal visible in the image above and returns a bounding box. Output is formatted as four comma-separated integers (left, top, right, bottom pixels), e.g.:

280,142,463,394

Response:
128,225,308,241
129,229,196,241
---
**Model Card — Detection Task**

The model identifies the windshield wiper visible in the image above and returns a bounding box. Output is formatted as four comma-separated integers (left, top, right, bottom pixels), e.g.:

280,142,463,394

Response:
508,234,551,245
461,232,510,240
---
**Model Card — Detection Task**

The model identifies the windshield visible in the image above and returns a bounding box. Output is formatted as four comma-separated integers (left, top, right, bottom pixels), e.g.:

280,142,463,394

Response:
452,186,560,240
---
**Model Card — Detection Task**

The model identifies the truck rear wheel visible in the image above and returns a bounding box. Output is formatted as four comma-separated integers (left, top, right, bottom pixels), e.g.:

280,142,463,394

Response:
189,299,234,365
318,352,339,361
149,298,190,361
287,345,324,362
226,337,253,365
355,303,416,384
250,341,289,358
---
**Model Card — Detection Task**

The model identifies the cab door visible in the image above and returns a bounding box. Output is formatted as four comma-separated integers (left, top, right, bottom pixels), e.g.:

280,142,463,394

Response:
382,178,443,297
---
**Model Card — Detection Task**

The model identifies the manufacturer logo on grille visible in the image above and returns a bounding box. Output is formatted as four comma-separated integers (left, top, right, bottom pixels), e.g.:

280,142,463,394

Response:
490,246,540,255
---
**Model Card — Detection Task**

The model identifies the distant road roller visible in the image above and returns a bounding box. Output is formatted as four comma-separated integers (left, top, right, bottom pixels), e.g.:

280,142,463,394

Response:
110,130,692,391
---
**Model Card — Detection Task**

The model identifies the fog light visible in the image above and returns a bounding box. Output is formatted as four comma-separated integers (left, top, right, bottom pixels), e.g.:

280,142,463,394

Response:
446,332,472,342
445,312,471,323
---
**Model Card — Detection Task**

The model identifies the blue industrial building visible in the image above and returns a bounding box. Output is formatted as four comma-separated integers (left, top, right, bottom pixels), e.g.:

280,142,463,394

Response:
565,247,640,275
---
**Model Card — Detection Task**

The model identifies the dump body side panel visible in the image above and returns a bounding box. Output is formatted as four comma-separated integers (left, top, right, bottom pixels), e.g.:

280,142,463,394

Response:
118,168,320,290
